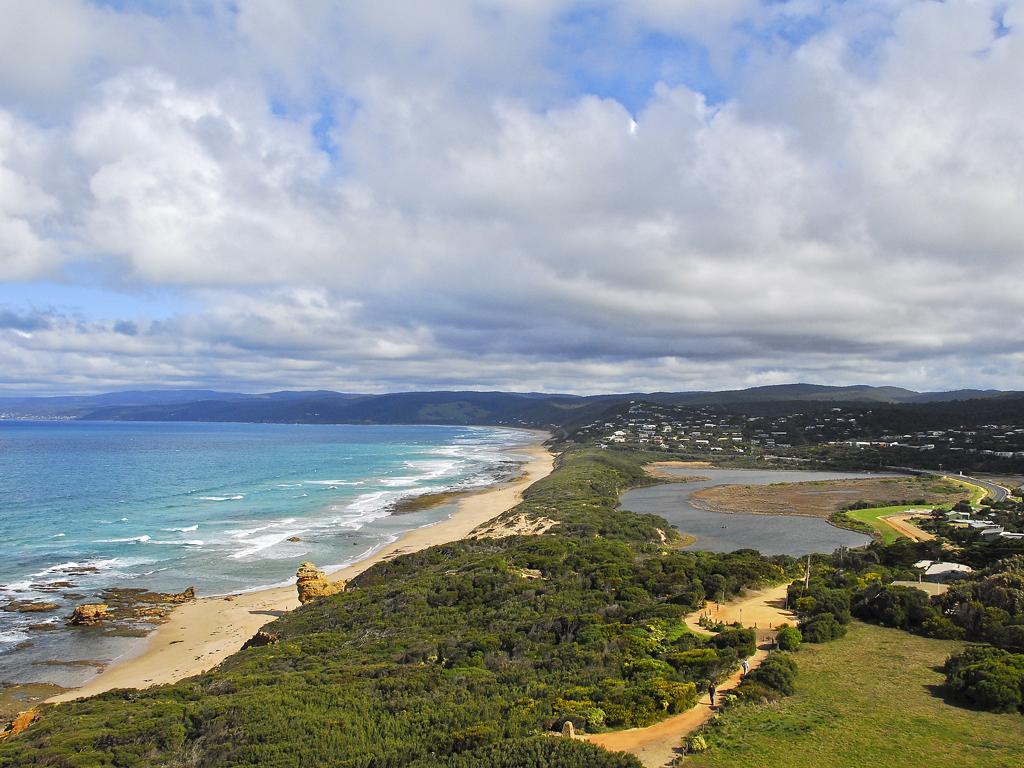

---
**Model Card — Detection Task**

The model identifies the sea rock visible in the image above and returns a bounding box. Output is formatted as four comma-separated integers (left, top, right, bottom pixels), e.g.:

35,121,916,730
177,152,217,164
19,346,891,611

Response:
2,601,59,613
60,566,99,575
0,708,39,741
164,586,196,603
295,562,345,604
69,603,109,625
287,536,302,542
241,630,279,650
28,622,61,631
30,581,74,591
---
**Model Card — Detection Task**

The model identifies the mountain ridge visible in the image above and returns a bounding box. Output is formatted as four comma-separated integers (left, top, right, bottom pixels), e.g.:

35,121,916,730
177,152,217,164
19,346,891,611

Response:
1,384,1019,426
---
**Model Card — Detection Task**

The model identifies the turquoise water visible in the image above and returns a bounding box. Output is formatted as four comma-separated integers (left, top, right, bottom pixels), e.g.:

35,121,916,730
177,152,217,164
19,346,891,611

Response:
0,421,535,685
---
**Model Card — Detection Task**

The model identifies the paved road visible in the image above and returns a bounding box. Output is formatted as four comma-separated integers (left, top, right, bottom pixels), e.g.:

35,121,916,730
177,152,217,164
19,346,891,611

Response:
958,474,1010,502
886,466,1010,502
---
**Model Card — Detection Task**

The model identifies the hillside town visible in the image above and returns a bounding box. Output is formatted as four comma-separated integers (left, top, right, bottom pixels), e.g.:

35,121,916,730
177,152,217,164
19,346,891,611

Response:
567,401,1024,466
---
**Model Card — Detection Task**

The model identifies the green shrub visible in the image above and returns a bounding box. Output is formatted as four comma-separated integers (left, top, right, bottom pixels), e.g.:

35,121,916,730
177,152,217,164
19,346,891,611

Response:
441,736,643,767
852,584,936,630
944,646,1024,713
799,612,847,643
921,615,966,640
745,653,797,696
684,734,709,754
710,627,757,658
776,624,802,651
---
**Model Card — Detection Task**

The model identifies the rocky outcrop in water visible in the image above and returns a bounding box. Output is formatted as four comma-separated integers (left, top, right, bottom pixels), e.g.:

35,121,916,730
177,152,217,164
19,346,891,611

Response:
69,604,108,625
295,562,345,604
241,630,279,650
2,601,58,613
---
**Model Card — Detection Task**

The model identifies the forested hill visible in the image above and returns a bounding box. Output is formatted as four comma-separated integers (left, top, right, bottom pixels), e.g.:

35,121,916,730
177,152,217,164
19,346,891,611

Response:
1,384,1019,428
76,390,620,428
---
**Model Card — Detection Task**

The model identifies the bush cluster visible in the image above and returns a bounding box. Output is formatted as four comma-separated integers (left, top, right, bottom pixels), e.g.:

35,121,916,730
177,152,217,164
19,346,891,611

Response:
775,624,802,651
789,582,850,644
742,653,798,699
944,646,1024,713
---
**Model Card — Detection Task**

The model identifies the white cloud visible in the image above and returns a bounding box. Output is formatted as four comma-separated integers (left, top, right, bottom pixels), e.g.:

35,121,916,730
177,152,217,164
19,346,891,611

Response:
0,0,1023,393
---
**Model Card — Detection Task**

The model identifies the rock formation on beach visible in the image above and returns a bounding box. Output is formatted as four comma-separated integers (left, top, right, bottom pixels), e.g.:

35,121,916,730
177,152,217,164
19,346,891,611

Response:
0,708,39,741
295,562,345,604
163,586,196,603
241,630,279,650
69,604,108,625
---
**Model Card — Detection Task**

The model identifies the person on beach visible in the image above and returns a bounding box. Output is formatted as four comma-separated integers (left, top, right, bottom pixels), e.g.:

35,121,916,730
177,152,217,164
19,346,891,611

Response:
708,681,717,707
741,658,749,677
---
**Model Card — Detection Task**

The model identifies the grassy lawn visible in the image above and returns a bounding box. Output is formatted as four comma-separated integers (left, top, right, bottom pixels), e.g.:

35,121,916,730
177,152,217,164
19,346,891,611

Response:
843,505,920,544
688,622,1024,768
947,476,988,506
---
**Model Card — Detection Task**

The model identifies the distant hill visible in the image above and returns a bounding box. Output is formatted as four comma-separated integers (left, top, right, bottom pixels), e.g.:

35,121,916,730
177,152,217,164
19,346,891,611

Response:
0,384,1018,427
0,389,249,418
644,384,1015,406
75,390,618,429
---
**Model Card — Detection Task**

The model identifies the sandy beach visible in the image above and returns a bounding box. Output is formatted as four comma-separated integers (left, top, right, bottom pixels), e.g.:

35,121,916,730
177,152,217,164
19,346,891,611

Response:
49,436,553,704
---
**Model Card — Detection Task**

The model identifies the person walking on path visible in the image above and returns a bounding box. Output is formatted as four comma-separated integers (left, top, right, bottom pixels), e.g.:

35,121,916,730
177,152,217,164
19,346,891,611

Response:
708,681,717,707
741,658,749,677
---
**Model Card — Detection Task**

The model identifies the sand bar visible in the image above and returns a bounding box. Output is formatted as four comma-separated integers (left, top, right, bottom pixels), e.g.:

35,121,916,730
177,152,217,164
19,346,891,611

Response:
49,436,553,704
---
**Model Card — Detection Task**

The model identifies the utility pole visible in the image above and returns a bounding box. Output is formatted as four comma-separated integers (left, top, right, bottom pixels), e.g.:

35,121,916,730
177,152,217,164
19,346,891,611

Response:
804,555,811,590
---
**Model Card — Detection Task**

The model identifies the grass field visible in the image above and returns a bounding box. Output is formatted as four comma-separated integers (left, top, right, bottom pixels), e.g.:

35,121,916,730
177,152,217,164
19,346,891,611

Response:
842,505,920,544
947,477,989,506
688,622,1024,768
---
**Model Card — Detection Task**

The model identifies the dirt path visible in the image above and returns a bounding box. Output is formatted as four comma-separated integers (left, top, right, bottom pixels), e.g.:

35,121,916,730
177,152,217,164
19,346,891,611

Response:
584,647,769,767
684,583,796,635
880,513,935,542
583,584,795,768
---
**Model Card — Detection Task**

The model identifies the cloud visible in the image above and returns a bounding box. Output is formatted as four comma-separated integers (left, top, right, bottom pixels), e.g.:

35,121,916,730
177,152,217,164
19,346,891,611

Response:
0,0,1023,394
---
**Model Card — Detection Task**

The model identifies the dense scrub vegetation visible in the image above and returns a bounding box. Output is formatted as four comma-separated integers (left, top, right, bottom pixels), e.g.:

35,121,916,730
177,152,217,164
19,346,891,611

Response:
0,450,791,767
846,555,1024,649
943,645,1024,713
740,653,797,700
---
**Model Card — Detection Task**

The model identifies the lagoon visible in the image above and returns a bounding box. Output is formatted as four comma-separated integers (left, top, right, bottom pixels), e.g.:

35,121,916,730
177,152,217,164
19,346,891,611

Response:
620,467,880,556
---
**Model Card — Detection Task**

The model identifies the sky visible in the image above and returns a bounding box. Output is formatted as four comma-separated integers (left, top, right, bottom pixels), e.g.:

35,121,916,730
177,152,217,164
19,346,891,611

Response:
1,0,1022,396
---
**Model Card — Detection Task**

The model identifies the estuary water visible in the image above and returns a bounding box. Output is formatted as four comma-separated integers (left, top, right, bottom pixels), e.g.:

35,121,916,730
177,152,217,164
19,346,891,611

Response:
0,421,536,686
620,467,880,556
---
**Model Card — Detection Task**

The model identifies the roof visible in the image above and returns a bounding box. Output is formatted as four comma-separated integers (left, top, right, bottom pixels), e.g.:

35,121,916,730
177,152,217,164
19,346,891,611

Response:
923,562,973,577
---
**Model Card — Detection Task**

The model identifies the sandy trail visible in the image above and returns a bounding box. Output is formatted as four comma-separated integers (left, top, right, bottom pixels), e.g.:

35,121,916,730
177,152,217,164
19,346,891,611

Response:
584,583,795,768
684,583,796,634
879,513,935,542
584,647,770,768
49,440,554,704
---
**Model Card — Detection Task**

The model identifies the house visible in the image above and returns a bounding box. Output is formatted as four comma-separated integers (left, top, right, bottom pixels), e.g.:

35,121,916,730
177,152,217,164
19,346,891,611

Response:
914,561,974,583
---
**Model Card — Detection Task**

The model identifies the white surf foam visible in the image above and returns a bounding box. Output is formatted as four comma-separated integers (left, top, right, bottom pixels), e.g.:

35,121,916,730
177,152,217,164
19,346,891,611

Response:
199,495,244,502
0,629,30,645
96,535,151,544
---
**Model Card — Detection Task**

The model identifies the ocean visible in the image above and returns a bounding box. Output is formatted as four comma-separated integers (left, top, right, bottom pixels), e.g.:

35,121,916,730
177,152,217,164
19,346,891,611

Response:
0,420,536,687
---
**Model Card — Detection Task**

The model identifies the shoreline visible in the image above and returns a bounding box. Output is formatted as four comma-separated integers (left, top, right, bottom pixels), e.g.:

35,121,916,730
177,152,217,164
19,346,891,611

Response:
48,434,554,704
